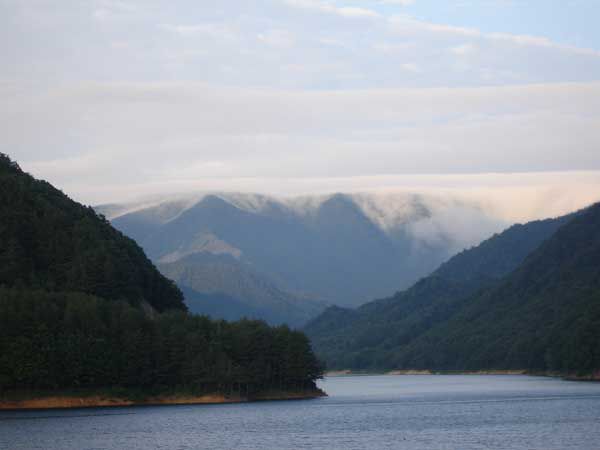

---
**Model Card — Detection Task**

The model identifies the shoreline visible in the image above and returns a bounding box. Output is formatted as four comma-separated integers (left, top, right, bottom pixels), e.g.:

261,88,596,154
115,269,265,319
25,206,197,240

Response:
0,389,327,411
324,369,527,377
324,369,600,381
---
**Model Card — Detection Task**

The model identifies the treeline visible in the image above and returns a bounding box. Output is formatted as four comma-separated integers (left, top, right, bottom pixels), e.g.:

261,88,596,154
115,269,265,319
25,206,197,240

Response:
0,288,323,394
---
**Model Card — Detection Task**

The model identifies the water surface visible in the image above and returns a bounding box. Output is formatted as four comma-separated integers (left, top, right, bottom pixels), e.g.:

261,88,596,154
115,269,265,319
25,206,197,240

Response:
2,375,600,450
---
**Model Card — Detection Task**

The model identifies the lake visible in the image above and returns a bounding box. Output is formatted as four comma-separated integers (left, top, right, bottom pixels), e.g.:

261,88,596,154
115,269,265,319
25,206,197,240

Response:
2,375,600,450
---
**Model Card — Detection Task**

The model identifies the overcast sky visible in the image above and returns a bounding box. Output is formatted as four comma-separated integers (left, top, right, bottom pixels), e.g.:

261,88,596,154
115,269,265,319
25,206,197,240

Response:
1,0,600,211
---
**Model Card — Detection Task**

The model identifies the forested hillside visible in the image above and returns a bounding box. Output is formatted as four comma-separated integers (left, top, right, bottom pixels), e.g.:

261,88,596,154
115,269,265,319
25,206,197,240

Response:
0,154,323,398
394,202,600,373
0,288,321,394
305,210,579,371
0,153,184,312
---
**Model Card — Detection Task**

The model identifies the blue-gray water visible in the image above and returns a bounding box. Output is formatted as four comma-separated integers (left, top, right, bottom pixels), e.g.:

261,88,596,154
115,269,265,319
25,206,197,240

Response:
2,375,600,450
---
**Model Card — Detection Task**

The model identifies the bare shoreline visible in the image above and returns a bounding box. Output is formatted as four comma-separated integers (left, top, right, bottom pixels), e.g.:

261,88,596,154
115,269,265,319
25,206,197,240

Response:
0,389,327,411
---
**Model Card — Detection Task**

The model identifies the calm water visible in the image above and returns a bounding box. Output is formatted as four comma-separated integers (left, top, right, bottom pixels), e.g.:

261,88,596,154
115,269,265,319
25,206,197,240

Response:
2,375,600,450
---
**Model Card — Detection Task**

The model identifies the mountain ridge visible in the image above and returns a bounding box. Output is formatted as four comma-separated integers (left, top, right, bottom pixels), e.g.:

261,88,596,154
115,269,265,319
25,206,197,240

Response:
392,202,600,373
305,208,579,370
158,253,327,326
99,191,507,313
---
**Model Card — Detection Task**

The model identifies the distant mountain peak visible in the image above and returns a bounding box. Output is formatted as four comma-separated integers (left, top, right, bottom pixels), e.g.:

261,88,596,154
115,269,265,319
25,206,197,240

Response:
102,190,511,309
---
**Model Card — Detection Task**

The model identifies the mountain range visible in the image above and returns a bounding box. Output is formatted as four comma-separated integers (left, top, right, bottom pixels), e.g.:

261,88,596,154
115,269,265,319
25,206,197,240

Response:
97,191,506,324
305,203,600,375
4,150,598,377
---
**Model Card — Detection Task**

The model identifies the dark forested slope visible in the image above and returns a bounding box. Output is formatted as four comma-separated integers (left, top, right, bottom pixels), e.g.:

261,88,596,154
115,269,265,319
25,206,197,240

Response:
395,202,600,373
0,153,184,312
0,288,322,395
305,211,577,370
0,154,323,398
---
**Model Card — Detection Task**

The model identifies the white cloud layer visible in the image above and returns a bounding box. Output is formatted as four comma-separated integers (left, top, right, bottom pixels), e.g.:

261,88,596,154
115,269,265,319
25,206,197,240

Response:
3,80,598,210
3,0,600,88
1,0,599,215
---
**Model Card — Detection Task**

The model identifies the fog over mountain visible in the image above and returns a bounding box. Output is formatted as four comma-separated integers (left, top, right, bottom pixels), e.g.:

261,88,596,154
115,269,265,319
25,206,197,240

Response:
98,191,510,321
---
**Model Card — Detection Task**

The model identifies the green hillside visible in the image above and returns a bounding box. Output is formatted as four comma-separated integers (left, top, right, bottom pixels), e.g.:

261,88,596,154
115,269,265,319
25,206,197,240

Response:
305,209,586,372
0,288,322,394
0,154,323,397
0,153,184,312
395,202,600,373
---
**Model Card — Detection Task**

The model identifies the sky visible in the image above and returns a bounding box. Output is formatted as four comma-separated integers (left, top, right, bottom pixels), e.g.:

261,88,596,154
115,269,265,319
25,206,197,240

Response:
1,0,600,217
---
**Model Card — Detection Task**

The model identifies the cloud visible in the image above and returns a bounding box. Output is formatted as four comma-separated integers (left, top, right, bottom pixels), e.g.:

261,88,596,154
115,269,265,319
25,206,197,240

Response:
283,0,380,19
159,23,239,41
389,15,600,57
4,81,599,205
2,0,599,213
488,32,600,57
336,7,380,18
389,16,481,37
400,62,420,72
92,0,139,22
450,43,477,55
3,1,600,89
258,29,296,48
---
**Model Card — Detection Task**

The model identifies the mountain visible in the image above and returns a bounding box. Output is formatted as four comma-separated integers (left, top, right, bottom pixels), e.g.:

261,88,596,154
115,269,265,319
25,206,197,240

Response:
395,202,600,374
0,154,184,312
98,191,506,317
305,210,576,370
158,253,326,326
0,153,323,399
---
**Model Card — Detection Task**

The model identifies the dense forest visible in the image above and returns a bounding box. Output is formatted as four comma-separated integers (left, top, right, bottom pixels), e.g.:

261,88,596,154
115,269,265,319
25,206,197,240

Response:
395,202,600,373
306,206,600,375
0,154,323,397
0,153,184,312
0,288,321,394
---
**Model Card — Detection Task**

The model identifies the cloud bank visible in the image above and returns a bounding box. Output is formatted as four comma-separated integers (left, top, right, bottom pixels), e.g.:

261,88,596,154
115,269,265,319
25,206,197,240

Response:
0,0,598,215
